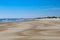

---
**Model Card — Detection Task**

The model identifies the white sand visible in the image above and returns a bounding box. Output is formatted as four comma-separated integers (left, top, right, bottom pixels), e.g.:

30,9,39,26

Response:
0,19,60,40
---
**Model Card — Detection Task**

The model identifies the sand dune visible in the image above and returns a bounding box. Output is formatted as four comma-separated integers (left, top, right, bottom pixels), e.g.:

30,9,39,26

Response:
0,19,60,40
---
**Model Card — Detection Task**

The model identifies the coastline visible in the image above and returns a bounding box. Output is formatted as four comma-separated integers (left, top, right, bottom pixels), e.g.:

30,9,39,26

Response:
0,18,60,40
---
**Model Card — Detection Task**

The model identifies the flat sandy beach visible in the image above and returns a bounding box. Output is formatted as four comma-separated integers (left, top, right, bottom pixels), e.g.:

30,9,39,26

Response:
0,18,60,40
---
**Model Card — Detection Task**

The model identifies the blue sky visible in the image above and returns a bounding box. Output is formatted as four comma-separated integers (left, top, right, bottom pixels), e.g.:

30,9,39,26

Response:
0,0,60,18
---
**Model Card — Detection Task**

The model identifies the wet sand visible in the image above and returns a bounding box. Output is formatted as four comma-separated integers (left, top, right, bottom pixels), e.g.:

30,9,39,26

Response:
0,18,60,40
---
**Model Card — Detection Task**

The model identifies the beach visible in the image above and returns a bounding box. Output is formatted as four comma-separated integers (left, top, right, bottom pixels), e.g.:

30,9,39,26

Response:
0,18,60,40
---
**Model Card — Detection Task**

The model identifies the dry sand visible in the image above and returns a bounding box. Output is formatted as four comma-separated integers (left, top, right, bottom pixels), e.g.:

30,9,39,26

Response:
0,18,60,40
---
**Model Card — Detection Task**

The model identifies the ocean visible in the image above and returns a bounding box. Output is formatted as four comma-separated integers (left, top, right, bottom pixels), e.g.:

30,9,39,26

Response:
0,18,25,22
0,18,33,22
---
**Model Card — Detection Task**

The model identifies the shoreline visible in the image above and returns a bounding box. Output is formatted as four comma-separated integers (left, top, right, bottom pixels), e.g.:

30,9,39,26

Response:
0,18,60,40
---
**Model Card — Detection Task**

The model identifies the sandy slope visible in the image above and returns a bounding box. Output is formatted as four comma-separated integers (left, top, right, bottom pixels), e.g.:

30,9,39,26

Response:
0,19,60,40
